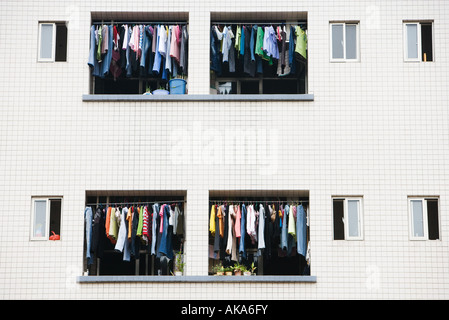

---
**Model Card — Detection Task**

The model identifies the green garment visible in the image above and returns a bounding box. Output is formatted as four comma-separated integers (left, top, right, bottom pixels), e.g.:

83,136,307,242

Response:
255,27,273,65
137,206,144,237
295,26,307,59
234,25,241,56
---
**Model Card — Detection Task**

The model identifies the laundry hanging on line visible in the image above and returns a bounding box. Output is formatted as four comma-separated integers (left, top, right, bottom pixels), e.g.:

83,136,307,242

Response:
84,202,184,266
210,23,307,77
209,201,309,265
88,23,188,80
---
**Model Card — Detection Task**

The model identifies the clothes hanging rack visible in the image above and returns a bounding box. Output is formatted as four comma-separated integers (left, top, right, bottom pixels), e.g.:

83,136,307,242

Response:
211,21,307,26
91,21,189,25
209,199,309,204
85,199,186,207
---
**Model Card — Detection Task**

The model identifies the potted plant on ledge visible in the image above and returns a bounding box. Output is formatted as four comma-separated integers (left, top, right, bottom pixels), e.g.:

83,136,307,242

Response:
213,264,225,276
224,266,233,276
246,262,256,276
232,262,247,276
174,252,185,276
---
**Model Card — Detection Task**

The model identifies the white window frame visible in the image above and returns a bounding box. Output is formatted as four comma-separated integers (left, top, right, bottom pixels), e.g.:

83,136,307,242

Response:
329,22,360,62
38,22,56,62
333,196,364,240
403,21,434,62
403,22,421,62
30,197,63,241
408,197,439,240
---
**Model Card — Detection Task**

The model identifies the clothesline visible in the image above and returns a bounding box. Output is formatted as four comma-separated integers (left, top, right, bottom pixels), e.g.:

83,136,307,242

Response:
85,200,186,207
209,199,308,203
91,21,188,25
211,21,307,26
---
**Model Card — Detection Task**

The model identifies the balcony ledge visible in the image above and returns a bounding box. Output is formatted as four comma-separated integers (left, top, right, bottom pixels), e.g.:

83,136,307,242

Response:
77,275,317,283
82,94,314,102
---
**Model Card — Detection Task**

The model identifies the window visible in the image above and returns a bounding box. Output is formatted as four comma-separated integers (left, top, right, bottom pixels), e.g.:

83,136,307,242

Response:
38,22,67,62
408,197,439,240
210,21,308,95
208,191,310,276
31,197,62,240
403,21,433,62
333,197,363,240
330,22,359,61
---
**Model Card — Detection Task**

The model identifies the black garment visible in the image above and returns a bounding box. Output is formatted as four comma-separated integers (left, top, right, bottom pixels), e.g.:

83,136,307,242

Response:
220,205,228,260
264,204,274,260
213,206,220,254
130,206,141,258
243,25,256,77
119,26,127,70
180,25,188,75
273,203,281,241
91,207,107,260
210,27,222,75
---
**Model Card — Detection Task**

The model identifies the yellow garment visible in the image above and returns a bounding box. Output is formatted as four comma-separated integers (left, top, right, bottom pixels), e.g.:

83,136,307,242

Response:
209,204,216,235
108,208,118,243
295,26,307,59
217,206,224,238
235,25,241,55
126,206,133,240
288,205,296,240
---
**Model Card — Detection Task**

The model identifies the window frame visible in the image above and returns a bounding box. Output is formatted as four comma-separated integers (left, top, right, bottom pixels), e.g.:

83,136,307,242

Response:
329,22,360,62
38,22,57,62
408,197,440,241
333,196,364,241
38,22,68,62
403,21,434,62
30,197,63,241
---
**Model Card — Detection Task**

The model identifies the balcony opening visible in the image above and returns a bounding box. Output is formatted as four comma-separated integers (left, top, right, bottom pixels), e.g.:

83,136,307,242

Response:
83,190,186,276
208,190,310,276
210,11,308,95
88,12,189,95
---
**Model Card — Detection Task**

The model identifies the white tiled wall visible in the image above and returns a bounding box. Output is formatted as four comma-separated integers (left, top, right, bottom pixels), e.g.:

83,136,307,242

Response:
1,0,449,299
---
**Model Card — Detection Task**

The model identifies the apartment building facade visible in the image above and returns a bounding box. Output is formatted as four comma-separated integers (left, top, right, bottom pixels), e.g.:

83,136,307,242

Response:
0,0,448,299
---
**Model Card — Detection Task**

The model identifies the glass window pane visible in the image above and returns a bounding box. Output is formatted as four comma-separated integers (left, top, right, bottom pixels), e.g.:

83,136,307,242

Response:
411,200,424,237
406,24,418,59
347,200,359,237
345,24,357,59
40,24,54,59
332,24,344,59
33,200,47,238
